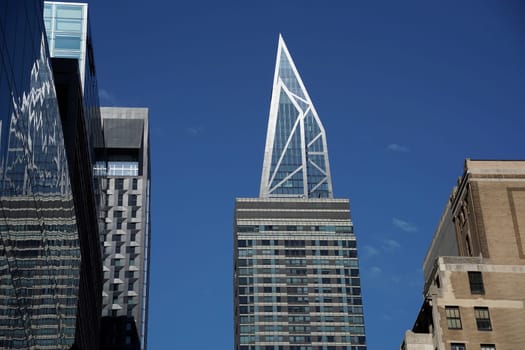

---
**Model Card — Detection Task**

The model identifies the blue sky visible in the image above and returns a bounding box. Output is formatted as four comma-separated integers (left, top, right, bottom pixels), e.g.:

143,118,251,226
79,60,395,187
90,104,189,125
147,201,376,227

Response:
85,1,525,349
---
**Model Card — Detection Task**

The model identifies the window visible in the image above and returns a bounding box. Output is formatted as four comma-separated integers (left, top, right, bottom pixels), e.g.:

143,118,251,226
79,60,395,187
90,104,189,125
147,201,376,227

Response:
132,179,138,190
468,271,484,294
115,178,124,190
475,307,492,331
480,345,495,350
445,306,462,329
450,344,465,350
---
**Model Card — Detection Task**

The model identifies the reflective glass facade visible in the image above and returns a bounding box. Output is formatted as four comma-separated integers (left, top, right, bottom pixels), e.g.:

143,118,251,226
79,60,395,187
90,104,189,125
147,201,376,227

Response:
0,1,80,348
260,36,332,199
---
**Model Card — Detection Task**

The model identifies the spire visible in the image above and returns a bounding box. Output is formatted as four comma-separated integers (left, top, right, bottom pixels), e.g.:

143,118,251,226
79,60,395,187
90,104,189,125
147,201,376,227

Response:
259,35,333,199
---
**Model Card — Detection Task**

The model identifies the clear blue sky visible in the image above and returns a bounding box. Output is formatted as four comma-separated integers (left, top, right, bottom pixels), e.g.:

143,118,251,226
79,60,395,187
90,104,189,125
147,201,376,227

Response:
85,1,524,349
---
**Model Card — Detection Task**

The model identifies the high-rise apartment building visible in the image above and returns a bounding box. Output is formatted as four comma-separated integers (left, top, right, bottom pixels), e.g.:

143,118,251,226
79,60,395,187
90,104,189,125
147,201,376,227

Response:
401,160,525,350
234,36,367,350
95,107,151,350
0,1,102,349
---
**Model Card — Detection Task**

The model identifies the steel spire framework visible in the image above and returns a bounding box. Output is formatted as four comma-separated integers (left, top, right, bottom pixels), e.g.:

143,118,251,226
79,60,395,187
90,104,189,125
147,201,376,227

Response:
260,35,333,199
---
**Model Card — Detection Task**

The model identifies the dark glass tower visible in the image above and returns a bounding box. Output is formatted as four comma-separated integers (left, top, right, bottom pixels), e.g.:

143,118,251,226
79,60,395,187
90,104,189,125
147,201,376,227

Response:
0,1,101,349
234,36,367,350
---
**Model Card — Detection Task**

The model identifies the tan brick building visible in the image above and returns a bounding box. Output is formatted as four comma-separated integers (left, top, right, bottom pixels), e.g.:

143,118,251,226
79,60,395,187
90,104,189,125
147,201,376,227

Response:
401,160,525,350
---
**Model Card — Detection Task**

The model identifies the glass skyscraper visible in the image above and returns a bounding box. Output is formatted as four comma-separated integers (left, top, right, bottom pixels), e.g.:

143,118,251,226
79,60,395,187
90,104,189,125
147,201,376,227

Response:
234,36,367,350
0,1,82,348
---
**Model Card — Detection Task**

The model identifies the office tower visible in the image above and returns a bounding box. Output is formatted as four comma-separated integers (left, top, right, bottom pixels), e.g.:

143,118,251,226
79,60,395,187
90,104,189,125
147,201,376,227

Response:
400,160,525,350
95,107,151,350
234,36,367,350
0,1,100,349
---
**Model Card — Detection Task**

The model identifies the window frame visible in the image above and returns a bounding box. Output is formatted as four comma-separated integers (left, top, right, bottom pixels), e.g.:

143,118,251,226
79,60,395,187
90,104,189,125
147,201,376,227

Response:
474,307,492,331
450,344,465,350
445,306,462,329
468,271,485,294
480,344,495,350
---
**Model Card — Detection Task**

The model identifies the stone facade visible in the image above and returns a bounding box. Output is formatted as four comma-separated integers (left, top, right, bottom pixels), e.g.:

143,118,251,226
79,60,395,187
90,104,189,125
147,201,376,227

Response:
402,160,525,350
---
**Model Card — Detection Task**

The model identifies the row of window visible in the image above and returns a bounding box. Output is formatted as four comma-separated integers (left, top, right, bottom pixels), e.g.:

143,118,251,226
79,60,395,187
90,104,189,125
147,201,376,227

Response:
113,193,140,206
238,249,358,258
451,344,495,350
235,286,361,298
112,208,140,219
106,232,139,242
238,341,366,349
238,239,355,247
104,270,137,279
238,310,364,324
94,162,139,177
445,306,492,331
238,258,357,266
238,276,360,285
238,267,359,276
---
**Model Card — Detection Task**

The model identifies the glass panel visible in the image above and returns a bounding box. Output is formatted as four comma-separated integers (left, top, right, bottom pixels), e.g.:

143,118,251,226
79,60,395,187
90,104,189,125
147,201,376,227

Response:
56,19,82,32
56,5,83,19
54,35,81,50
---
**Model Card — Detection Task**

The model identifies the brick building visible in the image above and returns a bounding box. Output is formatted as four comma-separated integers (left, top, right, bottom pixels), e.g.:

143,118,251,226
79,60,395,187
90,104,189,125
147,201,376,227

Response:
401,160,525,350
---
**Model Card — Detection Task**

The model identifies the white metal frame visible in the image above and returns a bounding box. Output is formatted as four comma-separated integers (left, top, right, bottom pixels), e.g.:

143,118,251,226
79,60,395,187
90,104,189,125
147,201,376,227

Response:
259,35,333,198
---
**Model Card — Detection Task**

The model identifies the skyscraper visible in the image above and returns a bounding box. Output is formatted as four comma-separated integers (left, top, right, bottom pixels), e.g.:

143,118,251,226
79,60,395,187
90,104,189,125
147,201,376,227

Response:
0,1,101,349
401,160,525,350
234,35,367,350
43,5,150,348
95,107,151,350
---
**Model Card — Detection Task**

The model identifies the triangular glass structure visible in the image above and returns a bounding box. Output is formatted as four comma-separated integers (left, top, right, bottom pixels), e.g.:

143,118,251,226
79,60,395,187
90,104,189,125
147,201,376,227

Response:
260,35,333,198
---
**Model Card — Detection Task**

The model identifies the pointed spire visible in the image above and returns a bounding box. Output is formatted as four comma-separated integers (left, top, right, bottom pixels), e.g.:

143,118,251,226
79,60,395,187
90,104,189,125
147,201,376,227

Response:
259,36,333,199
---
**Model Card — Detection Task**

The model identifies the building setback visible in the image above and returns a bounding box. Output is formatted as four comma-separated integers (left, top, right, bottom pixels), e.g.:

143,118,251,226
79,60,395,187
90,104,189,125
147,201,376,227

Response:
234,36,367,350
401,160,525,350
96,107,151,350
0,1,101,349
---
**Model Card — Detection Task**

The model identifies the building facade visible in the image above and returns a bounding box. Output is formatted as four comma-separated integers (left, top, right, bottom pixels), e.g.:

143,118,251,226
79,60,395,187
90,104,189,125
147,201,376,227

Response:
95,107,151,350
0,1,100,349
44,4,151,348
401,160,525,350
234,36,367,350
